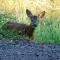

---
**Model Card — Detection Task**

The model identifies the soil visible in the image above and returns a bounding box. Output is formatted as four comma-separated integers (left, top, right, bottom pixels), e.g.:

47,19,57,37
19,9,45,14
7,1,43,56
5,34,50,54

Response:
0,40,60,60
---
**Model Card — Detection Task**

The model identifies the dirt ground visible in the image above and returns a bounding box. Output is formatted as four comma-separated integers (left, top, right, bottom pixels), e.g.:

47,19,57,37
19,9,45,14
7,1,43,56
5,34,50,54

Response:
0,40,60,60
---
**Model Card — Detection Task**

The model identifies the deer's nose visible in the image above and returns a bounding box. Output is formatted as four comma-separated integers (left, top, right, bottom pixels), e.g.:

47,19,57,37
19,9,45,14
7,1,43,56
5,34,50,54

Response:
32,23,37,28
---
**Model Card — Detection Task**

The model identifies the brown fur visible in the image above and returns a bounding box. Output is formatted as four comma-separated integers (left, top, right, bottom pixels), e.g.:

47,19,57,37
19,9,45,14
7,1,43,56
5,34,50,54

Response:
6,22,34,39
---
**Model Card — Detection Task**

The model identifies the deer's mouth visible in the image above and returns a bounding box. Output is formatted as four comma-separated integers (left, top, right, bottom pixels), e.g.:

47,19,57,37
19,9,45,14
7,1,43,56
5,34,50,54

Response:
32,24,37,28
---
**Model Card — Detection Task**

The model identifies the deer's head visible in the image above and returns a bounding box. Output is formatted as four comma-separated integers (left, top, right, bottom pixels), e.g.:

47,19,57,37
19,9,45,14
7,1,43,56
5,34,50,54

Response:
26,9,45,28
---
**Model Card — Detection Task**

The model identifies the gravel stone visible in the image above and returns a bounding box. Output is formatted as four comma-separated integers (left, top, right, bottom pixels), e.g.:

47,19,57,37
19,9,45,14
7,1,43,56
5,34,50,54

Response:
0,40,60,60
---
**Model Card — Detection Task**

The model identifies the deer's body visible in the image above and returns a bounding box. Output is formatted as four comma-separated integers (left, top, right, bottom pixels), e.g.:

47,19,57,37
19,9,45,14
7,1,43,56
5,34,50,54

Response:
3,9,45,39
6,22,35,38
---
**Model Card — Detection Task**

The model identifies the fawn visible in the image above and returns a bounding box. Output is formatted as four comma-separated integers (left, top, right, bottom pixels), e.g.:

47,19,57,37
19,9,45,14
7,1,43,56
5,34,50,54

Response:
3,9,45,39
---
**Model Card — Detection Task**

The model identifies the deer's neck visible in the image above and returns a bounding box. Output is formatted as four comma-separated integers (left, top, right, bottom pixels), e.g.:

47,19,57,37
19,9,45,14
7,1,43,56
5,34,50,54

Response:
29,24,37,32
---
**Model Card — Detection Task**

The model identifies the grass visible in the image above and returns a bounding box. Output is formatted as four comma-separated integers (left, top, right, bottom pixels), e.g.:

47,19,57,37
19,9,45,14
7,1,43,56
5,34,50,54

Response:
35,17,60,44
0,13,60,44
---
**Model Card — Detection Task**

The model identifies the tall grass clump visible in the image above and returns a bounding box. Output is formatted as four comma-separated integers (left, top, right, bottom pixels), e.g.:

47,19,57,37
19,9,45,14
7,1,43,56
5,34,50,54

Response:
34,17,60,44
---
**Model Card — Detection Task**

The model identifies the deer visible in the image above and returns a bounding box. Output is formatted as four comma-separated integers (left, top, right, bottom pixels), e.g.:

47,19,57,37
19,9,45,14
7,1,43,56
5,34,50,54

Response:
2,9,45,40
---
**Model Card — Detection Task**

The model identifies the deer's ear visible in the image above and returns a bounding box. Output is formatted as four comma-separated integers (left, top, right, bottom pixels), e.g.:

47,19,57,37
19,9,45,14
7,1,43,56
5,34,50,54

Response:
26,9,32,18
38,11,45,18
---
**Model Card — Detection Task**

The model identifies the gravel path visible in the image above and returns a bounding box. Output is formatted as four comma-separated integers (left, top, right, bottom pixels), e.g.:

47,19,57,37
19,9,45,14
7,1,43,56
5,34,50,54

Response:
0,40,60,60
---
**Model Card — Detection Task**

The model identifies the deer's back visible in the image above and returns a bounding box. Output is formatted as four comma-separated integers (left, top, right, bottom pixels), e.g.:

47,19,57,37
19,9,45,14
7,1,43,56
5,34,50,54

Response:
5,22,28,30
